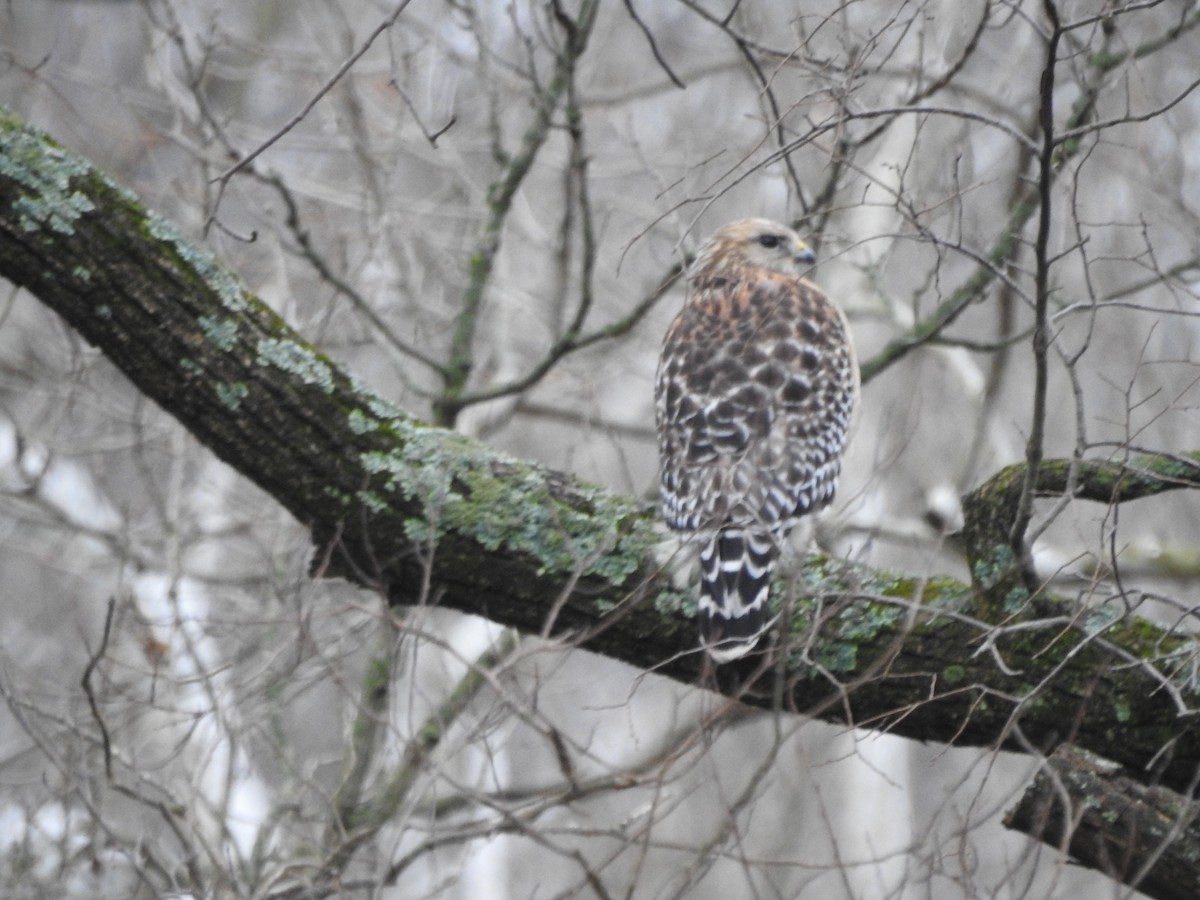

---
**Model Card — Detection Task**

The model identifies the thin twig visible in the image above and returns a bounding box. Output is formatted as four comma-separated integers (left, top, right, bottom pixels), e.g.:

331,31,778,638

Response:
449,264,682,411
388,78,457,147
1011,0,1062,580
260,171,447,376
208,0,415,214
622,0,686,89
80,596,116,781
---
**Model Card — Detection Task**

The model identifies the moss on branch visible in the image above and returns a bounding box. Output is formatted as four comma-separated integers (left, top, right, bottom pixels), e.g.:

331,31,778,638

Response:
964,453,1200,605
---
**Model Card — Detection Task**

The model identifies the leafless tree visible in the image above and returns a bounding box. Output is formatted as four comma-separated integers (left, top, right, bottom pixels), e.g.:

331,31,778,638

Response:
3,2,1200,898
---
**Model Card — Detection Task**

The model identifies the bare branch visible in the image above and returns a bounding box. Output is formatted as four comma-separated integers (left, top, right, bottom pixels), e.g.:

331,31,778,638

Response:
621,0,686,89
435,0,600,427
1010,0,1063,587
1004,744,1200,900
210,0,416,195
80,596,117,781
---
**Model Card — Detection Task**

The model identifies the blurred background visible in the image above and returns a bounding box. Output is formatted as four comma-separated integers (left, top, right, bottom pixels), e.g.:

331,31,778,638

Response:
2,1,1199,897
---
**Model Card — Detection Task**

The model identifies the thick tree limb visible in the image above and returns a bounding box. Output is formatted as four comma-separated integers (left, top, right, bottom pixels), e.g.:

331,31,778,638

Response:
5,108,1200,804
964,453,1200,602
1005,745,1200,900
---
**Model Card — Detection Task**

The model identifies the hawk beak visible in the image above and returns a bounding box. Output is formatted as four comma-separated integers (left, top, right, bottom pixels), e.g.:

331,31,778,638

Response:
794,242,816,265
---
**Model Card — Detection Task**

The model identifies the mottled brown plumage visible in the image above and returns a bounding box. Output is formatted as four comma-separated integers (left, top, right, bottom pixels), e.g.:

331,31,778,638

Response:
655,219,859,661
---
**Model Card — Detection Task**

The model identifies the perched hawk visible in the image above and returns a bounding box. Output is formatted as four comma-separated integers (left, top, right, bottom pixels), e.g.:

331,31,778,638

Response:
655,219,859,661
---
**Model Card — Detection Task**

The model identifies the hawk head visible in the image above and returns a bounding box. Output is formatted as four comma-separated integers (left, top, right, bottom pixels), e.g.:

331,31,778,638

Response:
688,218,816,282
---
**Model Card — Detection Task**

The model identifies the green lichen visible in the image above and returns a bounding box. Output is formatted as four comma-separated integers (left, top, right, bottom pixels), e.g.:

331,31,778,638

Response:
794,557,849,596
836,601,903,642
15,191,94,233
96,304,112,319
256,337,335,393
72,265,91,282
780,562,984,680
922,578,973,612
358,490,390,514
1002,587,1028,614
1143,454,1200,482
1113,701,1131,723
323,485,354,507
348,409,380,435
403,517,435,542
359,422,654,584
145,213,250,312
972,543,1017,591
652,588,696,619
199,315,239,351
366,395,406,421
1163,646,1200,695
1084,604,1120,634
180,358,204,377
0,123,95,234
815,640,858,674
942,664,967,684
344,372,406,421
215,381,249,410
571,485,655,583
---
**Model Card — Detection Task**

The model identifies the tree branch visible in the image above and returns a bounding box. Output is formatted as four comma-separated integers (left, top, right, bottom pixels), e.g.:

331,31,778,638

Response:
1011,0,1063,590
1004,744,1200,900
435,0,600,427
5,107,1200,805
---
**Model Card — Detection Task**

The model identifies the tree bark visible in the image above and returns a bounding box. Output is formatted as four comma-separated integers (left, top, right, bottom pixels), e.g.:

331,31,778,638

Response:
1005,745,1200,900
4,105,1200,831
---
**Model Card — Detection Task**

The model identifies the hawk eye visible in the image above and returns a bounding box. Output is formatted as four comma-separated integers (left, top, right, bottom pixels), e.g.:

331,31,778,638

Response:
757,233,783,249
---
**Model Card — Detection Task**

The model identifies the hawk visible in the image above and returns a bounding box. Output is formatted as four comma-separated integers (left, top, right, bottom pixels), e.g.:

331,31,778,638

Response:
655,219,859,661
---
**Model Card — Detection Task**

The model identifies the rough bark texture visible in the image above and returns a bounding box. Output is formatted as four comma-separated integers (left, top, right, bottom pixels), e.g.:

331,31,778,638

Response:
5,106,1200,837
1005,745,1200,900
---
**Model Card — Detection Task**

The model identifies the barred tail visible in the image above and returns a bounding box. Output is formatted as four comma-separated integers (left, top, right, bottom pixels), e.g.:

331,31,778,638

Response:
697,529,778,662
